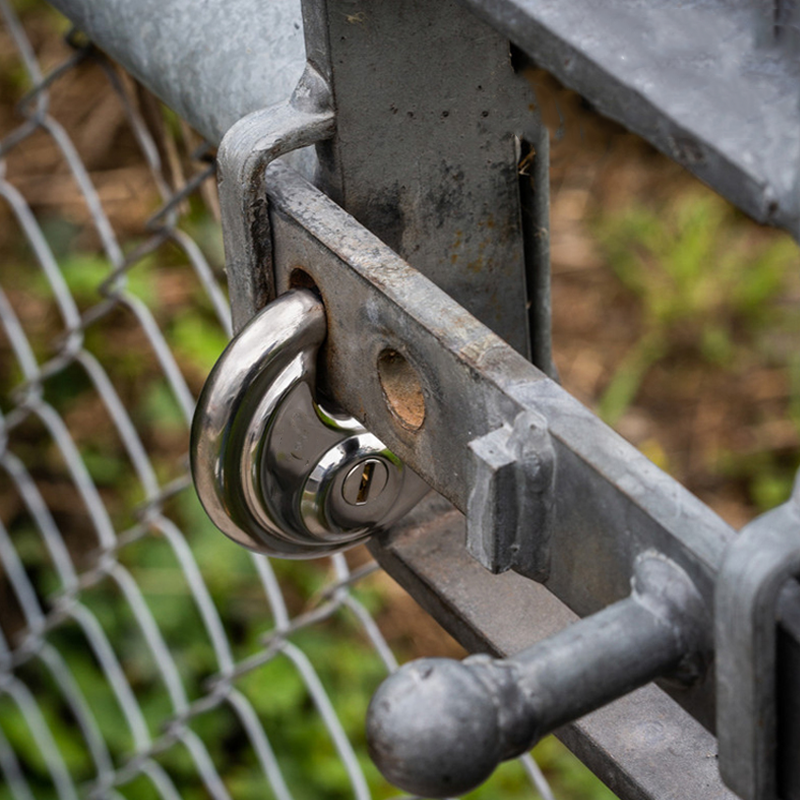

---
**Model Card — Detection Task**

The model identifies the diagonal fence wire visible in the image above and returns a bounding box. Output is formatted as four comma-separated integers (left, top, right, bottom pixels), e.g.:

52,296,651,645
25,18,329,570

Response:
0,3,556,799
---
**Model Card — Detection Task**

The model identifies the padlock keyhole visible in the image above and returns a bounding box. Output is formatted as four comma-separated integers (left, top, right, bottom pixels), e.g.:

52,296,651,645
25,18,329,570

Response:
342,458,390,506
358,461,376,503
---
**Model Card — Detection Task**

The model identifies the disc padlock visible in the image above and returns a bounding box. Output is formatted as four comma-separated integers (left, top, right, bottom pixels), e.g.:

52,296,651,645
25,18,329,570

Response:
190,288,427,558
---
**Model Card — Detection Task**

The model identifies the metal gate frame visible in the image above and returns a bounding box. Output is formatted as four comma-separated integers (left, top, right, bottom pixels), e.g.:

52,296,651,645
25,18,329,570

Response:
17,1,800,799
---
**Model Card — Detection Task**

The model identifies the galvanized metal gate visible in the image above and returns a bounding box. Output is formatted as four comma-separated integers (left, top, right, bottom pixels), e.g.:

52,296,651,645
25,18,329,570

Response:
0,2,556,798
1,1,799,799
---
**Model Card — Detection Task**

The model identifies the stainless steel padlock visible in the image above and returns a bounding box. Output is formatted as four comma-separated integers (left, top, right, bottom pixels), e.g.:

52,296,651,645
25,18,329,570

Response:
191,288,428,558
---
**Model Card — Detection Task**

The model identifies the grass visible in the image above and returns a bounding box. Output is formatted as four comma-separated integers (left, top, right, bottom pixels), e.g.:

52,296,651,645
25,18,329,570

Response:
595,190,798,423
591,185,800,513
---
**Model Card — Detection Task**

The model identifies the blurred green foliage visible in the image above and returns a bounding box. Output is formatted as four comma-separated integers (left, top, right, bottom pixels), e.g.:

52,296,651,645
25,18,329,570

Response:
593,187,800,511
595,189,798,425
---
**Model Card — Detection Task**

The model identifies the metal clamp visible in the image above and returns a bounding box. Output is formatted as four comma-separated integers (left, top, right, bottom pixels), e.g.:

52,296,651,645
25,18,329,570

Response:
467,410,555,580
216,62,335,333
190,289,428,558
716,472,800,800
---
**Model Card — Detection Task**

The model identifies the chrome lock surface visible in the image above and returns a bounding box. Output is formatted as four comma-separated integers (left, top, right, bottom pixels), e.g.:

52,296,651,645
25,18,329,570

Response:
190,288,427,558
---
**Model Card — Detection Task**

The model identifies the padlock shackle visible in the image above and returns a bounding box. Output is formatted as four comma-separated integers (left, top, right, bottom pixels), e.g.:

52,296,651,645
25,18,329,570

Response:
191,289,328,555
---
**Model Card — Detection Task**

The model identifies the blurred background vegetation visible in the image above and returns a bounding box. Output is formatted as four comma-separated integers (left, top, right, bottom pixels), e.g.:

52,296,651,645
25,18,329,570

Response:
0,3,798,800
538,67,800,523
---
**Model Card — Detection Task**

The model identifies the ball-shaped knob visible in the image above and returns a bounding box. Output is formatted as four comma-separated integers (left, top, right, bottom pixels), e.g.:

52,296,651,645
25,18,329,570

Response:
366,658,503,798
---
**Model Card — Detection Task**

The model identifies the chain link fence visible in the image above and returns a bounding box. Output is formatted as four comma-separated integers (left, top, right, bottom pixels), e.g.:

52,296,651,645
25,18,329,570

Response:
0,3,561,798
